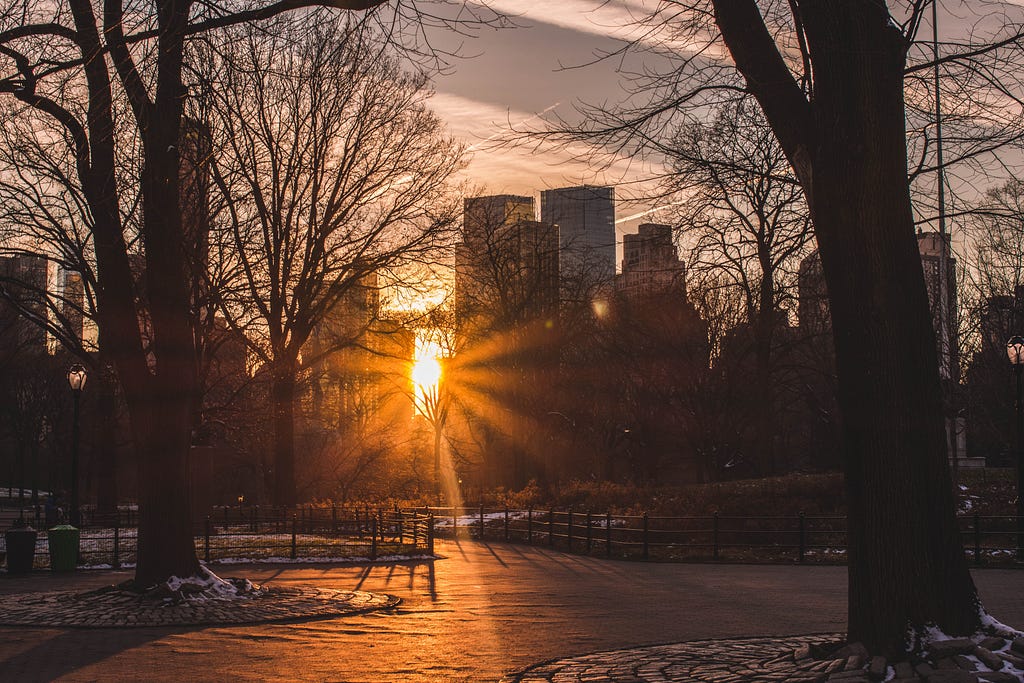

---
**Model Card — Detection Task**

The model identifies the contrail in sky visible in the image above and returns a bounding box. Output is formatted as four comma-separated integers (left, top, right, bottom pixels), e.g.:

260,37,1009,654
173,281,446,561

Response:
466,102,561,152
615,200,687,224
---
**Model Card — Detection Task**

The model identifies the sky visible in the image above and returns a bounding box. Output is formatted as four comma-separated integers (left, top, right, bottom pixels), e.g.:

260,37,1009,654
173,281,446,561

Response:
419,1,1024,269
421,1,672,259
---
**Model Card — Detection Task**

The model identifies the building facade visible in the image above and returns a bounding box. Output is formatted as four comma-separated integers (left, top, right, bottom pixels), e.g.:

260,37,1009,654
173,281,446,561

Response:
540,185,615,298
616,223,686,298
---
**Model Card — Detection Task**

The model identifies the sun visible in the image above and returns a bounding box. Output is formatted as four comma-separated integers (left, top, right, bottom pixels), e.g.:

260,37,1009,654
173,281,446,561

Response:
411,355,442,394
411,335,444,409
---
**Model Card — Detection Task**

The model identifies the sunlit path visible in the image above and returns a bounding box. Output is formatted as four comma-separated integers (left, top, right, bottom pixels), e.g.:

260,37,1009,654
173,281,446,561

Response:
1,543,1022,682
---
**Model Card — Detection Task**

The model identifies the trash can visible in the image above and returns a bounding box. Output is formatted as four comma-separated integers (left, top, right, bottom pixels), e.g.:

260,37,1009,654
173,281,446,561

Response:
4,524,38,574
47,525,80,572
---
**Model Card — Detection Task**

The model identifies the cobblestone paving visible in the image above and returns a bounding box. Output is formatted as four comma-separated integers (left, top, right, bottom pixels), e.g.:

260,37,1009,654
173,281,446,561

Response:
511,634,849,683
0,585,399,628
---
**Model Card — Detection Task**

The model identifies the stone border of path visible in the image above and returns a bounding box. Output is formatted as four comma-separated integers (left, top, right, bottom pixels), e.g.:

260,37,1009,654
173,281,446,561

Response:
510,634,830,682
510,634,1024,683
0,585,400,628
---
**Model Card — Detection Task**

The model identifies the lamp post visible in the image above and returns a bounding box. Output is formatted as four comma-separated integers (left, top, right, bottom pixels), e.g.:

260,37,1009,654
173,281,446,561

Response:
1007,336,1024,559
67,364,87,527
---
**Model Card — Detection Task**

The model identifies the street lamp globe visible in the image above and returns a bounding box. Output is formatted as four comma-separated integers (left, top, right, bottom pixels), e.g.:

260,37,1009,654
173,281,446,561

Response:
67,364,88,392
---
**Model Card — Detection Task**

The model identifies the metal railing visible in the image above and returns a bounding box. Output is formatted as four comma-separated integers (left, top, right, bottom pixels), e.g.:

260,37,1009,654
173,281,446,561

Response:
0,508,434,571
403,505,1024,565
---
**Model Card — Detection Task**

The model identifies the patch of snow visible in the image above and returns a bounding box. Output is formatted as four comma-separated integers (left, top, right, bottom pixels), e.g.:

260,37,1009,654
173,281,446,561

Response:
979,607,1024,639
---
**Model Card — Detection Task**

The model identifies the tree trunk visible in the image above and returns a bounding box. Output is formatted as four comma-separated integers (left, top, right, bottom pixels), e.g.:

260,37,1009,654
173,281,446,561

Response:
272,364,298,507
133,386,199,586
93,367,119,518
805,6,979,656
713,0,981,656
128,0,201,586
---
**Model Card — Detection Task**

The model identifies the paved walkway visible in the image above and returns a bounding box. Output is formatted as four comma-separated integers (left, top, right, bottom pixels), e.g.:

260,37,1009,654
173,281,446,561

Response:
0,540,1022,682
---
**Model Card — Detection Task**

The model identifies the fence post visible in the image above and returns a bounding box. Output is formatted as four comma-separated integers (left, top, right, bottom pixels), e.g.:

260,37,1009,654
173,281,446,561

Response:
479,504,485,541
798,512,806,564
290,515,298,560
370,516,378,560
527,508,533,544
453,508,458,538
713,512,719,561
356,508,363,539
642,513,649,560
504,507,510,542
586,511,593,553
427,514,435,555
332,506,338,534
549,509,555,547
606,512,612,557
224,505,229,524
974,513,982,566
567,509,574,552
205,516,211,563
397,508,404,543
113,519,121,570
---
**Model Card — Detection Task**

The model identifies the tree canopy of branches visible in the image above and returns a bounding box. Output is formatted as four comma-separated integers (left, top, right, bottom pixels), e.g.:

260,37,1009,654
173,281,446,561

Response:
205,15,463,506
669,97,813,475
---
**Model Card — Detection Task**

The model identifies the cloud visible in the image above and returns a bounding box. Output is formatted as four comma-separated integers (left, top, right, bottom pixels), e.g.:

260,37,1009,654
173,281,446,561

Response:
429,91,665,196
478,0,727,60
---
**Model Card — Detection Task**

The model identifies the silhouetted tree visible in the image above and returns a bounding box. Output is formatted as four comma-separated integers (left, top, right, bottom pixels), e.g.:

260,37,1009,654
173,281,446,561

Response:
545,1,1024,655
206,16,462,506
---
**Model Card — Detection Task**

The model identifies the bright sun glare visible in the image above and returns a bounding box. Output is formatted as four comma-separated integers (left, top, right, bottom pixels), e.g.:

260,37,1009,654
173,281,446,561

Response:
411,336,443,404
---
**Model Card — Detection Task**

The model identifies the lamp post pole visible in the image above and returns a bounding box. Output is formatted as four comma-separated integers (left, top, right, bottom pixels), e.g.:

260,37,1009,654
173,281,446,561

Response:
1007,337,1024,558
67,364,87,527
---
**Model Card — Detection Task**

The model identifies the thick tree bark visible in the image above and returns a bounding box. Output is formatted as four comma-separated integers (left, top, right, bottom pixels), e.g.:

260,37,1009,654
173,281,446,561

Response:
133,386,199,586
129,0,202,585
713,0,980,656
93,362,119,518
272,364,298,507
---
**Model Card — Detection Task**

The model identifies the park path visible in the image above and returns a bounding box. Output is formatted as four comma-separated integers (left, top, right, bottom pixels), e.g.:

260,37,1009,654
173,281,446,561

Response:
0,539,1022,682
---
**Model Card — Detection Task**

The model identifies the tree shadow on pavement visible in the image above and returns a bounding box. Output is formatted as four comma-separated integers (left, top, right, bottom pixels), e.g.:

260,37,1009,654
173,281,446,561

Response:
0,626,177,681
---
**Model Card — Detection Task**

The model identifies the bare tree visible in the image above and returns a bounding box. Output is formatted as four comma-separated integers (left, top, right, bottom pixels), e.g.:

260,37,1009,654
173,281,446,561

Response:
0,0,498,587
538,1,1024,655
206,16,463,506
669,98,813,475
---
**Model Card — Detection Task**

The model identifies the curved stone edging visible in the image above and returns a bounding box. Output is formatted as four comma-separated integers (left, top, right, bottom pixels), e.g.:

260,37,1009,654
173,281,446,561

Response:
511,634,841,682
0,586,400,628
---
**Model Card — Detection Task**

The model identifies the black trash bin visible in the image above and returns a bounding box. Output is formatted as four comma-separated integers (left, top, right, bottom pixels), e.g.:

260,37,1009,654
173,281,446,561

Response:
5,524,38,575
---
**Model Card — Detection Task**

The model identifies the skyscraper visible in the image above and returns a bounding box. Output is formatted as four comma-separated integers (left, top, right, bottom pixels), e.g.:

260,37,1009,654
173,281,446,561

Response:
62,269,85,346
916,230,958,381
617,223,686,298
0,253,49,355
540,185,615,297
455,195,559,334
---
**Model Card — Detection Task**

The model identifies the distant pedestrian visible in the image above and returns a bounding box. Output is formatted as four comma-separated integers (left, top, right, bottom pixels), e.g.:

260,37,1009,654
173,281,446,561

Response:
44,493,57,527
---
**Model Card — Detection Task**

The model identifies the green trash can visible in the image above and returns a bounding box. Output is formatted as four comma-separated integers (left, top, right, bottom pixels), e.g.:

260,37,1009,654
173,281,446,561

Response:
47,525,80,572
5,525,38,574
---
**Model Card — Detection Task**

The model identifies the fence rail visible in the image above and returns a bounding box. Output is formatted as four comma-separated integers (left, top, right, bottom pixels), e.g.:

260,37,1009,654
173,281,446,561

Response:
403,506,1024,565
4,502,1023,569
0,508,434,571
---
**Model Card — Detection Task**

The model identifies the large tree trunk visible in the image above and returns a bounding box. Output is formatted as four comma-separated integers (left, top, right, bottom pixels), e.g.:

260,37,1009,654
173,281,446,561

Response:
133,387,199,586
272,364,298,507
804,9,979,653
93,362,119,518
128,0,201,586
713,0,980,656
